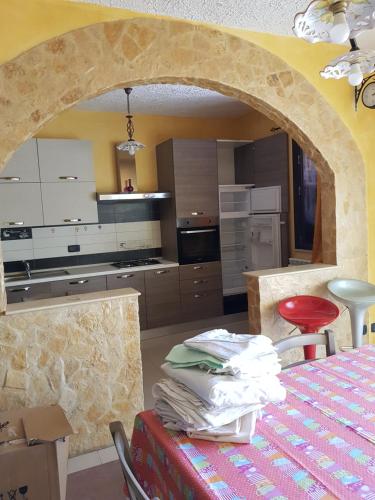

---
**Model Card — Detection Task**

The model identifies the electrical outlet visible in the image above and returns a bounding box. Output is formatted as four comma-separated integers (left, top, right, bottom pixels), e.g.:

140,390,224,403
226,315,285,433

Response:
363,324,368,336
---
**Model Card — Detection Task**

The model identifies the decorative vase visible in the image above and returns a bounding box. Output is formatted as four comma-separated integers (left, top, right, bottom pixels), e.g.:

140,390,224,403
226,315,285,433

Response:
126,178,134,193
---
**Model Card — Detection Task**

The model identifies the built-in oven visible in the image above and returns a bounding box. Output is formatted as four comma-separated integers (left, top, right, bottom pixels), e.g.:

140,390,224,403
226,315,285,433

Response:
177,226,220,264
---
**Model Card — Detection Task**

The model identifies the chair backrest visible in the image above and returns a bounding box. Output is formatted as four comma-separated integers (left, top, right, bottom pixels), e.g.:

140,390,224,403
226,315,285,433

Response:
273,330,336,369
109,421,150,500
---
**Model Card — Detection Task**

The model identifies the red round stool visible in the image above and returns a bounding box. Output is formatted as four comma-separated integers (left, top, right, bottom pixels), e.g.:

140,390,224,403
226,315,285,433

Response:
278,295,339,360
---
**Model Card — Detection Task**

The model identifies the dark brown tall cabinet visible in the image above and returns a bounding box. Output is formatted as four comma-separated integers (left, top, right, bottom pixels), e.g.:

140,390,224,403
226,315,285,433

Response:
157,139,223,322
234,132,290,266
156,139,219,261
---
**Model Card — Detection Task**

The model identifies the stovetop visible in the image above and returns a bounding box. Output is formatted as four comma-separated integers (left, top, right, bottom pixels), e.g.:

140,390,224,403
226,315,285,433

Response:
111,258,162,269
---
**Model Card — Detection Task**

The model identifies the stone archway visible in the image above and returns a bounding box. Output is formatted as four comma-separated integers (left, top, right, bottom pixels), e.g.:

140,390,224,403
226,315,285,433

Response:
0,17,367,317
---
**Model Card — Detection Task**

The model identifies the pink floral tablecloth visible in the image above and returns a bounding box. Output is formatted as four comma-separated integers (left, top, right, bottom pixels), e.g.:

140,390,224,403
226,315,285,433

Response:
131,344,375,499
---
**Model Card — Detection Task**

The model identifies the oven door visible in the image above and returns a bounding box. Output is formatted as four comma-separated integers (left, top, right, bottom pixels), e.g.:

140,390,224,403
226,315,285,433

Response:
177,226,220,264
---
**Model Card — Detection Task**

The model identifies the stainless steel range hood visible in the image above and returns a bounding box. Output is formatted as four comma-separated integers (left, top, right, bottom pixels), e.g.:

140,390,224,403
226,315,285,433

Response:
96,192,171,201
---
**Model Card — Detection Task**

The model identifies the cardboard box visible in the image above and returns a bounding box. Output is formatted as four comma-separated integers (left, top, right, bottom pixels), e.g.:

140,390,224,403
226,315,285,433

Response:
0,405,73,500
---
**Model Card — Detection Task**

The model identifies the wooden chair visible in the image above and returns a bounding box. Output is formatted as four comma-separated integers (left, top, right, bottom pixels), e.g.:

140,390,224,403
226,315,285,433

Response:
273,330,336,369
109,421,151,500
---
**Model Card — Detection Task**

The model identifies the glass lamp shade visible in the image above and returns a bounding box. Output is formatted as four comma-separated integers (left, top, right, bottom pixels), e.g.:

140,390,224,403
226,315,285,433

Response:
348,63,364,86
293,0,375,44
320,49,375,86
116,139,145,156
330,11,351,44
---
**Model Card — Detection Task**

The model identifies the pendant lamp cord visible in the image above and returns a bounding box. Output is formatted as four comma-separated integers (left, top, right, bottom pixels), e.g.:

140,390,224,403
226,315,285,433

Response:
124,88,134,141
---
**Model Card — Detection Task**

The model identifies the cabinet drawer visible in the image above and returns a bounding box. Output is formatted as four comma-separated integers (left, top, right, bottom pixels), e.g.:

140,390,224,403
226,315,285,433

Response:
181,289,223,321
0,139,40,183
106,271,145,293
145,266,179,289
180,275,222,293
179,261,222,280
6,282,52,304
41,182,98,226
37,139,95,182
0,183,44,228
51,276,106,297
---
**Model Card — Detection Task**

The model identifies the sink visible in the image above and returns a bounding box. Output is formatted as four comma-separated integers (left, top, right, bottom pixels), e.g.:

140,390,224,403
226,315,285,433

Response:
5,269,69,283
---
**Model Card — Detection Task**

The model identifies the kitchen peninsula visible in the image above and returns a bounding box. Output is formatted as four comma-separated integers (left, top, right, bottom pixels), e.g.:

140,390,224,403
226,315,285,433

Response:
0,287,144,456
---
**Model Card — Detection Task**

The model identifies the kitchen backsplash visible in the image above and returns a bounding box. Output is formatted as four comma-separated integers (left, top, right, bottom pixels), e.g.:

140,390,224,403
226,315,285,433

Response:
1,221,161,263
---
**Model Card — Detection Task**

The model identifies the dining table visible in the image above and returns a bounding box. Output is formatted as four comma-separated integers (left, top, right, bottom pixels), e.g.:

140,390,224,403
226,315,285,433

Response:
130,344,375,499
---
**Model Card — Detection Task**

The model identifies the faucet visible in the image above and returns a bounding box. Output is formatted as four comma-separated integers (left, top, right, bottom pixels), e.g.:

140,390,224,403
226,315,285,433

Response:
23,260,31,279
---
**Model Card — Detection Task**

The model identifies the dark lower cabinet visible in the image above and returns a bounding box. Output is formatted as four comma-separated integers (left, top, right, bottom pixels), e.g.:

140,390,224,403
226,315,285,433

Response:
6,282,52,303
6,263,225,328
106,270,147,330
145,267,181,329
179,261,223,322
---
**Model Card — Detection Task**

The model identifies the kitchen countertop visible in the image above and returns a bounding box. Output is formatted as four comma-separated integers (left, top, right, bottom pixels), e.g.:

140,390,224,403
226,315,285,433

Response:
5,287,141,315
4,259,179,287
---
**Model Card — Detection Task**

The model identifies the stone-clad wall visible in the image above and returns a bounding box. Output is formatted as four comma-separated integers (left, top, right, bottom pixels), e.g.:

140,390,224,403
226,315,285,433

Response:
0,293,144,456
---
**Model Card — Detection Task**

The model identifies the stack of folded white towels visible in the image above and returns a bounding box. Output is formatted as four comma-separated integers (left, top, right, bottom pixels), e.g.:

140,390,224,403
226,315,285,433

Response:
152,329,286,443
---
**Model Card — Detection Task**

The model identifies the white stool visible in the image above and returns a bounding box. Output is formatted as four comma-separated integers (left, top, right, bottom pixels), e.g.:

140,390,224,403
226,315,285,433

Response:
327,279,375,348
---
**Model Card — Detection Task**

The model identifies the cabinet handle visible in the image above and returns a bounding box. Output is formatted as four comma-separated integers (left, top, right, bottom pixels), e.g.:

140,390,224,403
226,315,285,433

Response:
7,221,24,226
181,229,217,235
0,176,21,181
59,176,78,180
64,218,82,223
156,270,169,275
193,279,208,285
193,266,203,270
193,293,208,299
10,287,30,292
117,274,134,279
191,211,204,216
69,279,88,285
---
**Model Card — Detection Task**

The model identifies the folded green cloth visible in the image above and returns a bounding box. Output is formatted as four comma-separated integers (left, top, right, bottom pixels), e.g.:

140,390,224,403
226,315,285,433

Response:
165,344,224,369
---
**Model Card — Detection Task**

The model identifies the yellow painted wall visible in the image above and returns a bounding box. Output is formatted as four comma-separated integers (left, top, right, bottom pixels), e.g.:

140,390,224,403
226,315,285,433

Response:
1,0,374,301
36,108,275,192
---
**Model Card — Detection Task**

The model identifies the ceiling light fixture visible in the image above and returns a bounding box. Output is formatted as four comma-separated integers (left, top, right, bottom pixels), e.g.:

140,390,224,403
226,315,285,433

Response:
293,0,375,110
117,88,145,156
293,1,375,45
320,38,375,88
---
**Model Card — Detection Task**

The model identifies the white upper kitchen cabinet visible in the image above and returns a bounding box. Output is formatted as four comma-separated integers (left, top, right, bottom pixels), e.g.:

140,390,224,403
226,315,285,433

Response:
0,139,40,183
41,182,98,226
0,183,43,227
37,139,95,182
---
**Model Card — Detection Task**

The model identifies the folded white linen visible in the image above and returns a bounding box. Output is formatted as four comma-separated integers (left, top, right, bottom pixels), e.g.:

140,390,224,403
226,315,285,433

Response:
153,379,262,430
165,343,281,379
187,410,261,444
184,329,276,361
214,351,281,379
161,362,286,408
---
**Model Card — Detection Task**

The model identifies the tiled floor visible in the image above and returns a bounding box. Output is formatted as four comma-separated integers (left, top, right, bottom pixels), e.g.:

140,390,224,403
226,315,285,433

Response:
66,313,249,499
67,461,125,500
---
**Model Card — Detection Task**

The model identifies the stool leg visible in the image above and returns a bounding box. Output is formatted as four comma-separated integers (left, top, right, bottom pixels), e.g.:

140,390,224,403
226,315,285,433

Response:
348,306,367,348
